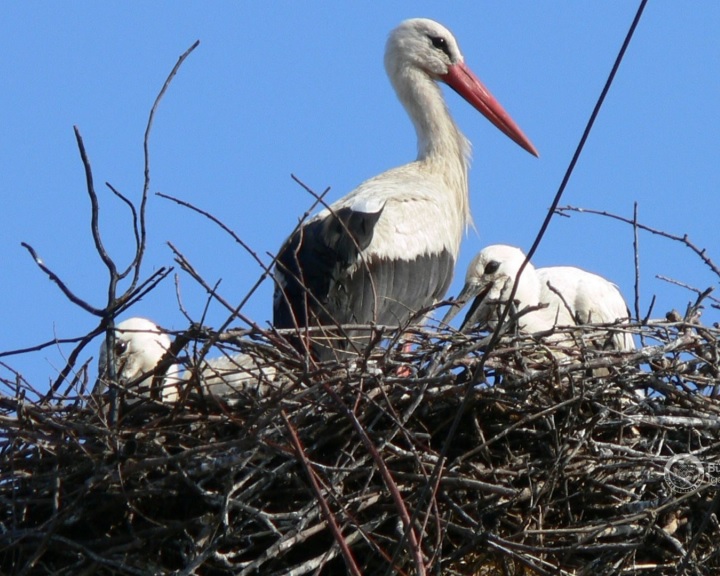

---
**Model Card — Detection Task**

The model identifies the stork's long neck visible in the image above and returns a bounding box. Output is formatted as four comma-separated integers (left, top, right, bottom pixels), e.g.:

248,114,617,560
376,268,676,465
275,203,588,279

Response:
393,66,472,229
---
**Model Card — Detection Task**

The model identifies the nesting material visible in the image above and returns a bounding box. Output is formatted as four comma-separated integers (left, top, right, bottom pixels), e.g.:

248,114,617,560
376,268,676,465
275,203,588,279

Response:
1,318,719,575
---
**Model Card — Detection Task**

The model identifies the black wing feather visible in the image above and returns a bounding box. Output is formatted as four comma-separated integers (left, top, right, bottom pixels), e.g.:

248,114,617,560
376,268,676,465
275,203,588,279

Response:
273,206,454,360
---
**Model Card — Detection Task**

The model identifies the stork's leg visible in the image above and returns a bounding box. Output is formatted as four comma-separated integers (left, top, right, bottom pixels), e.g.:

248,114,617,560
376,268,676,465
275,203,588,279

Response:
396,340,413,377
395,310,435,376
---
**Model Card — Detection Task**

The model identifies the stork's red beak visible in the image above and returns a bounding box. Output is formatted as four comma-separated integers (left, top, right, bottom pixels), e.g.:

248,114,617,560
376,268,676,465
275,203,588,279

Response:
442,62,539,157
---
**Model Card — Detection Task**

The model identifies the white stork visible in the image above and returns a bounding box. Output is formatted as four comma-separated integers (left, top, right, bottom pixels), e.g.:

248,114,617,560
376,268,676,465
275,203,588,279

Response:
184,351,277,403
94,317,182,404
442,245,635,351
273,18,538,360
95,317,277,406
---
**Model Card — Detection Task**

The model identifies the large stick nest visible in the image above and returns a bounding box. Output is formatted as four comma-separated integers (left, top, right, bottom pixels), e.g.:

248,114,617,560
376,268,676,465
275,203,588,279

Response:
2,315,719,575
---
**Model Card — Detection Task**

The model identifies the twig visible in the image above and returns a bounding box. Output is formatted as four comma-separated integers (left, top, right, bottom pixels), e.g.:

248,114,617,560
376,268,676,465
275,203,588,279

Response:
633,201,641,322
321,382,428,576
657,275,720,306
20,242,102,317
282,410,363,576
136,40,200,287
73,127,118,284
104,181,141,279
557,204,720,279
157,191,275,327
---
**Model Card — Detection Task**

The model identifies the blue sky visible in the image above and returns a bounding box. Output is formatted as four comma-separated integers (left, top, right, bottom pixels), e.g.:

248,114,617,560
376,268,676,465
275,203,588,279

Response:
2,3,719,393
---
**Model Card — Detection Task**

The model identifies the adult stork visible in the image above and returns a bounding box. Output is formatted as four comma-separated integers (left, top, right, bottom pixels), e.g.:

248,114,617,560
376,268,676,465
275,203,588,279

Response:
273,18,538,360
442,245,635,351
94,317,182,404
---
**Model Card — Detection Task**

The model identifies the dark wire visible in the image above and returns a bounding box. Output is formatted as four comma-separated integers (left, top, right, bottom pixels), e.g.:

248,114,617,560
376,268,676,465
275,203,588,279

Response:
525,0,650,267
483,0,650,366
393,2,651,571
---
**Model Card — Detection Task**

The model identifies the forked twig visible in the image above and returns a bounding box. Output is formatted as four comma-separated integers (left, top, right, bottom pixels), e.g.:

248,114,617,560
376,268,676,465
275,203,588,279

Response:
19,41,199,403
557,204,720,279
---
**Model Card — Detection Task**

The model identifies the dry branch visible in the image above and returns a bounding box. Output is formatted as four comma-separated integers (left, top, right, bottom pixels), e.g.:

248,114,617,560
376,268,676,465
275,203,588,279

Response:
2,318,719,575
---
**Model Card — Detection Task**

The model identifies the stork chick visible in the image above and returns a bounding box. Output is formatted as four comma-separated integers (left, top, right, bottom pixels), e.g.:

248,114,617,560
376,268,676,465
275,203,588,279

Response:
94,317,181,404
443,245,635,351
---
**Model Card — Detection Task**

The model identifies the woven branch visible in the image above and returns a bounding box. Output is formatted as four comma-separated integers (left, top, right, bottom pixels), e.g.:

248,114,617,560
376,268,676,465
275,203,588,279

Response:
2,319,719,575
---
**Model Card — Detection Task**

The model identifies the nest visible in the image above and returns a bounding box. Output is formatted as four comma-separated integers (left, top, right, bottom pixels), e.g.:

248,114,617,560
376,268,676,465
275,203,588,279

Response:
2,317,720,575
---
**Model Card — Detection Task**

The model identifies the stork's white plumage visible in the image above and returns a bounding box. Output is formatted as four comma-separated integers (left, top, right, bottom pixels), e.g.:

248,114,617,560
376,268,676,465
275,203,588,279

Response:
95,317,278,406
443,245,635,351
273,18,537,360
185,351,278,403
95,317,181,403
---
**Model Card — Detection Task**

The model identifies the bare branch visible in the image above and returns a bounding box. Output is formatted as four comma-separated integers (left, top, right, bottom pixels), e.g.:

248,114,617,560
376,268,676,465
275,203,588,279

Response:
20,242,102,316
282,410,364,576
73,126,117,281
556,204,720,278
104,181,140,279
633,201,641,322
135,40,201,286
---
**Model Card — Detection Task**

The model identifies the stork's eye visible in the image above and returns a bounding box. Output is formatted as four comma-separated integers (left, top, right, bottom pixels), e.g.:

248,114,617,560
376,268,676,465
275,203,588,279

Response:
429,36,451,57
484,261,501,275
114,340,128,356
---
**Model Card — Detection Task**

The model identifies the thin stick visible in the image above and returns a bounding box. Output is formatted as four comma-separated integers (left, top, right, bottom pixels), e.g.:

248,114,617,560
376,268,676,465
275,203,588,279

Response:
633,201,641,322
73,127,117,283
282,411,363,576
20,242,102,317
557,204,720,278
136,40,200,287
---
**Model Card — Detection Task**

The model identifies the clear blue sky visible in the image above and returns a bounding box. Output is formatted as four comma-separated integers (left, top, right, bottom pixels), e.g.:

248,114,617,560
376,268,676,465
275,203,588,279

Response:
2,3,719,393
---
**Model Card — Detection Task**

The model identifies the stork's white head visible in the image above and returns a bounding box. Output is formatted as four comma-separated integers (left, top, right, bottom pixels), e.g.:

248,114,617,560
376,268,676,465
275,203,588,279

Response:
96,317,179,402
385,18,464,81
459,244,544,331
384,18,538,158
